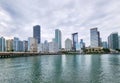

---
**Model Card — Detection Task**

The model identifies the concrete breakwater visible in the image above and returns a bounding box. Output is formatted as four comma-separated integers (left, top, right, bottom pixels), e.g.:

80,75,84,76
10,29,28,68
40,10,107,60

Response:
0,52,60,58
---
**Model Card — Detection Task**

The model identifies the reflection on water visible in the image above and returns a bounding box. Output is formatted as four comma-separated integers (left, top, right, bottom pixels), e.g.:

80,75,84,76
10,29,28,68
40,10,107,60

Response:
0,54,120,83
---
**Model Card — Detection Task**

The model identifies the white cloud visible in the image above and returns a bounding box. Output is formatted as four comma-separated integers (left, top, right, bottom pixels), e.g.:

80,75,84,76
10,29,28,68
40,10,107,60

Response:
0,0,120,47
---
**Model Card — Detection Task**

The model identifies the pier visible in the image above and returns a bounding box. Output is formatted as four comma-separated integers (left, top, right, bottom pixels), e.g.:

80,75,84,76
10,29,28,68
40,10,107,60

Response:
0,52,60,58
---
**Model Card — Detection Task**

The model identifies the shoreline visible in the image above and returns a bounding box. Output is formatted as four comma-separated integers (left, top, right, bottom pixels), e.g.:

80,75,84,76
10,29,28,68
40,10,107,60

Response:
0,52,119,58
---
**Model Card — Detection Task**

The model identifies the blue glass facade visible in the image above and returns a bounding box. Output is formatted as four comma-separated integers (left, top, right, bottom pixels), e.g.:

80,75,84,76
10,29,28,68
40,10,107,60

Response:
33,25,41,44
0,37,5,52
108,32,119,50
72,33,78,51
13,37,19,52
55,29,62,49
90,28,101,47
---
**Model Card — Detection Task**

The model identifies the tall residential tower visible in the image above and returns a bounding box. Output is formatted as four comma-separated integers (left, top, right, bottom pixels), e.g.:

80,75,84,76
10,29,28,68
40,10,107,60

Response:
33,25,41,44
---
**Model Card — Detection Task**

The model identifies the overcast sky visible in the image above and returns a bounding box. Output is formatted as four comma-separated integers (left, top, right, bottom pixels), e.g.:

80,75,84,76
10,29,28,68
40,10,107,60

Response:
0,0,120,47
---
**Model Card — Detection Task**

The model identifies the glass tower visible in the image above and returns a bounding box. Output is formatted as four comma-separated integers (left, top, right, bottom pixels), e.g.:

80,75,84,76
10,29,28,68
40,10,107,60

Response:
72,33,78,51
108,32,119,50
33,25,41,44
90,28,101,47
55,29,62,49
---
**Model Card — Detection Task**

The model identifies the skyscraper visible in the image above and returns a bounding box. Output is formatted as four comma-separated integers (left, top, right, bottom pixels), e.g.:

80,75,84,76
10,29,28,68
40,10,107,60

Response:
65,38,72,51
72,33,78,51
13,37,19,52
0,37,5,52
6,39,13,52
90,28,101,47
33,25,41,44
119,36,120,49
55,29,62,49
108,32,119,50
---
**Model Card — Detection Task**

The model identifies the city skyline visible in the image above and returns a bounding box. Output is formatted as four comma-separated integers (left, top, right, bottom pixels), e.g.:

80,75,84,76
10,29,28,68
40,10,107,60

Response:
0,0,120,47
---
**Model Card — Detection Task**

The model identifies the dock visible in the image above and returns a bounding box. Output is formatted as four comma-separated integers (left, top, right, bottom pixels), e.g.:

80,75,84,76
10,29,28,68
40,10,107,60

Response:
0,52,61,58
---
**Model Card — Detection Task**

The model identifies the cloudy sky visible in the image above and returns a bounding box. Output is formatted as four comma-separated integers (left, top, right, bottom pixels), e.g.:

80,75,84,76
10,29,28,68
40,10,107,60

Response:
0,0,120,47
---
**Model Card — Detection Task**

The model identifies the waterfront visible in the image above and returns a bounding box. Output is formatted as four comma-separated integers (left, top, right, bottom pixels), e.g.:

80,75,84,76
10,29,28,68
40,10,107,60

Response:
0,54,120,83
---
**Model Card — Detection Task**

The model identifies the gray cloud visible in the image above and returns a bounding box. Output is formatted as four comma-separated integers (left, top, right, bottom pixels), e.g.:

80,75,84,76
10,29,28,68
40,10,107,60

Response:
0,0,120,47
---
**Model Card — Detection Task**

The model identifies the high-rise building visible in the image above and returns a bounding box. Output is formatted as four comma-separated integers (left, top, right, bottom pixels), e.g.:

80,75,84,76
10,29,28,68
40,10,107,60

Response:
80,39,85,53
6,39,13,52
108,32,119,50
28,37,37,52
119,36,120,49
90,28,101,47
23,41,28,52
0,37,6,52
33,25,41,44
65,38,72,51
55,29,62,49
19,41,24,52
13,37,19,52
72,33,78,51
102,41,108,48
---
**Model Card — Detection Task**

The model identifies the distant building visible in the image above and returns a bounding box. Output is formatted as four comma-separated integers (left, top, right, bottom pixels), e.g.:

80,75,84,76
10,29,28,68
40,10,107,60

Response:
0,37,6,52
6,39,13,52
108,32,119,50
13,37,19,52
38,43,44,53
49,41,59,53
102,41,108,48
28,37,38,52
38,40,49,53
43,40,49,53
33,25,41,44
55,29,62,50
119,36,120,49
90,28,101,47
80,39,85,53
65,38,72,51
72,33,78,51
19,41,24,52
23,41,28,52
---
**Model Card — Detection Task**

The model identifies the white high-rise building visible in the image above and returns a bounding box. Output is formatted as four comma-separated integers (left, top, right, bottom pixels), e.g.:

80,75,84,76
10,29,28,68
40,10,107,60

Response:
28,37,37,52
65,38,72,51
49,42,59,53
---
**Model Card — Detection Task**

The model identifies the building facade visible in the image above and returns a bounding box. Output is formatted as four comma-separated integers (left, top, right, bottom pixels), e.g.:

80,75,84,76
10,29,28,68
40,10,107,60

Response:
80,39,85,52
72,33,78,51
55,29,62,50
90,28,101,47
28,37,37,52
33,25,41,44
23,41,28,52
6,39,13,52
13,37,19,52
49,41,59,53
65,38,72,51
108,32,119,50
119,36,120,49
102,41,108,48
0,37,6,52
